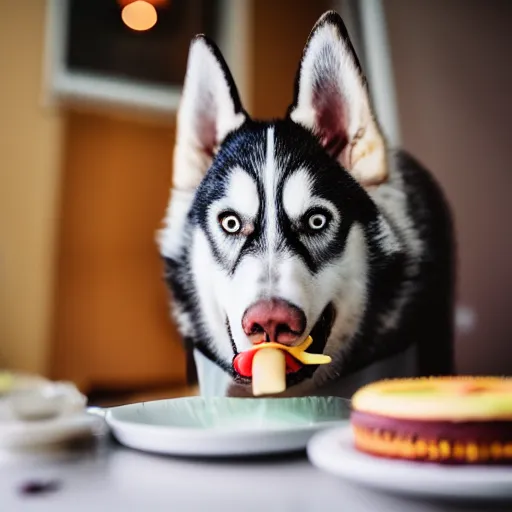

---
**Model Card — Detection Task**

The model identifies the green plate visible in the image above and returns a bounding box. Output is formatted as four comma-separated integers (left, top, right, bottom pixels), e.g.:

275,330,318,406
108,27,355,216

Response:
106,396,351,457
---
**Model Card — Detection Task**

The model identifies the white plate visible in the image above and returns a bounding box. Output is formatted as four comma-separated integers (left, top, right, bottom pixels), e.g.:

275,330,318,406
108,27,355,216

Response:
0,413,102,450
307,426,512,501
105,396,350,457
0,378,100,451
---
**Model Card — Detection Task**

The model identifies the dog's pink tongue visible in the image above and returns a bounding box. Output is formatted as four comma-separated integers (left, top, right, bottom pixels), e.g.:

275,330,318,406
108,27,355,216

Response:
233,349,301,378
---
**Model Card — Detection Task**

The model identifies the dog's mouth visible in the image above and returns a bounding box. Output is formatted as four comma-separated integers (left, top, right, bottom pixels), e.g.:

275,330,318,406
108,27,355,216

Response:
229,303,336,389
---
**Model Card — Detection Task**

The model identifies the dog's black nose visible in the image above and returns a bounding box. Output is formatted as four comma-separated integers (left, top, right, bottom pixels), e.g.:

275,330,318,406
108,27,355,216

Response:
242,298,306,345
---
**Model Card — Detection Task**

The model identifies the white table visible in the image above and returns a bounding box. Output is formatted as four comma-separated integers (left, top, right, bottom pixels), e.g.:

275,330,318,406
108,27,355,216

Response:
1,431,511,512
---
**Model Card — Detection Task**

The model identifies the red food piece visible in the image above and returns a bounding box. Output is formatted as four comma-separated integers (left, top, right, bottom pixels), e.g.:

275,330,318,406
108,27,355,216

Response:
233,348,302,378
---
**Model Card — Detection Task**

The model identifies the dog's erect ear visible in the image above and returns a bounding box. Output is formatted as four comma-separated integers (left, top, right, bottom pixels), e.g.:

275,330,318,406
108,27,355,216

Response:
172,35,247,192
288,11,387,187
159,36,246,259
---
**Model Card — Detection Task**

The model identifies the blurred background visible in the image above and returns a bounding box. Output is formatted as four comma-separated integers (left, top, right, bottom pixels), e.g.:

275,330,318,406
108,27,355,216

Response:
0,0,511,405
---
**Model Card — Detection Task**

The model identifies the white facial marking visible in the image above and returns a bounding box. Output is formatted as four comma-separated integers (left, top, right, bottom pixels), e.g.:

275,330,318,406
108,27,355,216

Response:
262,127,278,294
283,169,341,256
224,167,259,219
191,230,235,363
282,168,313,219
203,168,259,268
226,254,268,353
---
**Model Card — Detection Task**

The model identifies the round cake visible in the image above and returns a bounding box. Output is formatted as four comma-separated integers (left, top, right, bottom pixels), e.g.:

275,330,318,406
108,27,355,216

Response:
350,376,512,464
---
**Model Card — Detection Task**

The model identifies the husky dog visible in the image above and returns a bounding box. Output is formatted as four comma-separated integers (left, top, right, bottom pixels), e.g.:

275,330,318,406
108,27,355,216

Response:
158,11,456,397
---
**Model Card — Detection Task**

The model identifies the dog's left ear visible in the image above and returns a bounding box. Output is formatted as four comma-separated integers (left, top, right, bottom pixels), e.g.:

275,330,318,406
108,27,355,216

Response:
288,11,387,187
159,36,247,259
172,35,247,192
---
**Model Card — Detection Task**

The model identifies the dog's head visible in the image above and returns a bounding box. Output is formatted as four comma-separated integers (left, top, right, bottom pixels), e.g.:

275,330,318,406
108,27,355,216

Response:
159,11,401,390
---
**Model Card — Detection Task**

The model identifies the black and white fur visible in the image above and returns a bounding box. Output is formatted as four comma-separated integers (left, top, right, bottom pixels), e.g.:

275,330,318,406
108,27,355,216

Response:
158,11,456,397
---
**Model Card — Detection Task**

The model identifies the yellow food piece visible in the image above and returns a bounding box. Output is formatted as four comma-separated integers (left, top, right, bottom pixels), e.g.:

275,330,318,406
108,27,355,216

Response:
249,337,332,396
250,336,332,366
287,336,332,365
252,348,286,396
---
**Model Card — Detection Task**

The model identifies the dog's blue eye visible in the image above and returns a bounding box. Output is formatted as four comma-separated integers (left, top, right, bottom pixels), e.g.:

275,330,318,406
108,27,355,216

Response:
308,213,328,231
220,213,242,234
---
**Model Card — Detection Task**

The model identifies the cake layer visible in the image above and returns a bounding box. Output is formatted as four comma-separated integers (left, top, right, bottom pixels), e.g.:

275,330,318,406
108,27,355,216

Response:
352,425,512,464
351,410,512,443
351,376,512,421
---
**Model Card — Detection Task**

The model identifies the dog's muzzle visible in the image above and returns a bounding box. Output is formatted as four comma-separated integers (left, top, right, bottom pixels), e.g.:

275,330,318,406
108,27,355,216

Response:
230,303,336,387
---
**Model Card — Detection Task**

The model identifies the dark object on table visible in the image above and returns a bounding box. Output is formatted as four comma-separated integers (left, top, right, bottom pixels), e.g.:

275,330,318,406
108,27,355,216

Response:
18,479,61,496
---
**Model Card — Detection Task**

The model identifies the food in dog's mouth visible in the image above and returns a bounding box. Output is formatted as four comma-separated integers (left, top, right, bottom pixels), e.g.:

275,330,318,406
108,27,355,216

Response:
233,336,332,396
350,376,512,464
251,348,287,396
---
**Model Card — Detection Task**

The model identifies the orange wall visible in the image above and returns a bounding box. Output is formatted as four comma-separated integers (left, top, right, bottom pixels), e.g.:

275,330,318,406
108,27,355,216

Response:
0,0,63,374
50,111,186,391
